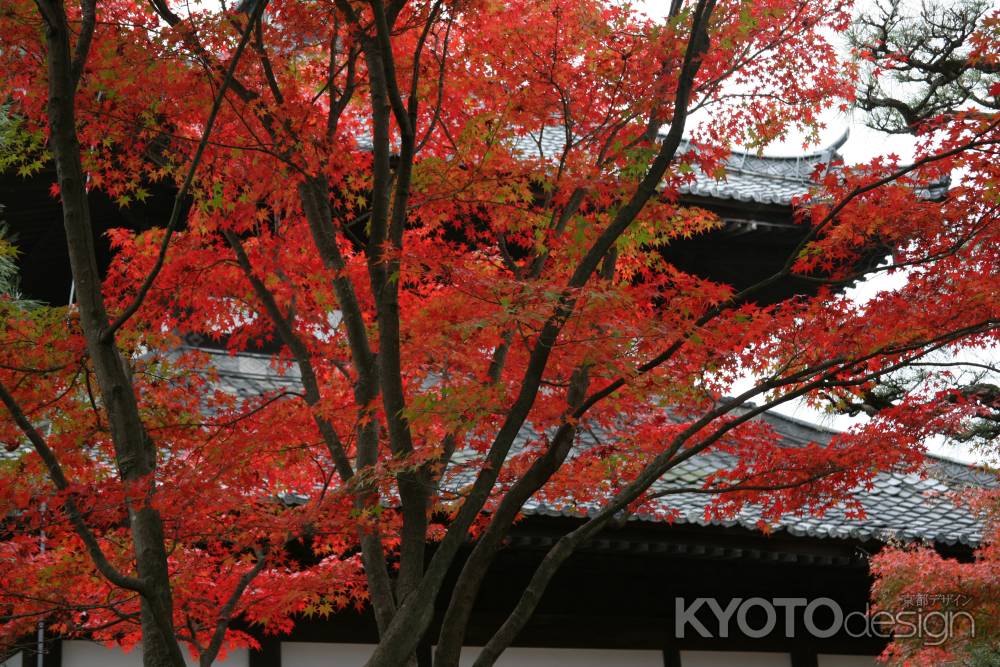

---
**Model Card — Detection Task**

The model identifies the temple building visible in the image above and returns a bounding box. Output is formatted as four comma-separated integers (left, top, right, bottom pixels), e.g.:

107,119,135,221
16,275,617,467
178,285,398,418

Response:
0,135,992,667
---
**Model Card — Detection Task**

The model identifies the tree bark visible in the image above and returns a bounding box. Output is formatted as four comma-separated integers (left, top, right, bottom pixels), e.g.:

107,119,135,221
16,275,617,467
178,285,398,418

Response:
39,2,185,665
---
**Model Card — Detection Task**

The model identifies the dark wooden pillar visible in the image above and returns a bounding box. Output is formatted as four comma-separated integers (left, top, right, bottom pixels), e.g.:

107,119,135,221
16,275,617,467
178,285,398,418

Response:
21,638,60,667
790,649,818,667
248,637,280,667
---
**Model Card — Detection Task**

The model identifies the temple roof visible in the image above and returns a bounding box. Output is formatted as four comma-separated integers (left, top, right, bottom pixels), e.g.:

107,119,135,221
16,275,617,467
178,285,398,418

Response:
512,129,852,206
534,412,993,547
513,128,949,206
199,349,994,548
677,133,848,205
0,126,931,307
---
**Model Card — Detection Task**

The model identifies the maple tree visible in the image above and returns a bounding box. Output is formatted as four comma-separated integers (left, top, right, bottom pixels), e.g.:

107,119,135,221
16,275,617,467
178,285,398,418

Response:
0,0,997,666
846,1,1000,665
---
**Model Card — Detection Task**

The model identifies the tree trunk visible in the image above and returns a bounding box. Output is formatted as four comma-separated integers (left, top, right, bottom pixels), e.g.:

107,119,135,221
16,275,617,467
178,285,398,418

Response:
40,3,185,665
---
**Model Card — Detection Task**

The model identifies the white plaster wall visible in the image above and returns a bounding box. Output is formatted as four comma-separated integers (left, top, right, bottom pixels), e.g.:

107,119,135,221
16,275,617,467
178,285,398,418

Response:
59,641,875,667
280,643,663,667
0,652,21,667
61,641,142,667
817,656,879,667
281,642,375,666
679,651,792,667
456,646,664,667
61,641,248,667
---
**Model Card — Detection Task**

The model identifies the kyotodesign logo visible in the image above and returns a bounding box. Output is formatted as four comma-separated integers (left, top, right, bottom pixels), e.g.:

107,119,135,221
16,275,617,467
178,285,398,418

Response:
674,596,975,646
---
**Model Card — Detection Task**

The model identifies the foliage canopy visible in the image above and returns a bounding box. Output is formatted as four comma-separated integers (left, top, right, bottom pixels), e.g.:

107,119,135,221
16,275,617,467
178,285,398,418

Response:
0,0,997,665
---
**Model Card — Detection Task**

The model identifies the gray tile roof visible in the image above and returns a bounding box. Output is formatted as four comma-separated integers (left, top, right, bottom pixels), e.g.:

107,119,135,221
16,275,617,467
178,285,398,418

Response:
510,128,949,206
204,350,994,548
524,412,993,547
206,350,302,397
510,130,852,206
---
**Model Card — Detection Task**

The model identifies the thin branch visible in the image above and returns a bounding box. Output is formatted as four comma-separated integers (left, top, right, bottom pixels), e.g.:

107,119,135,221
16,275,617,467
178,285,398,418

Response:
102,0,269,342
645,469,843,500
0,379,147,594
222,229,355,482
198,548,269,667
